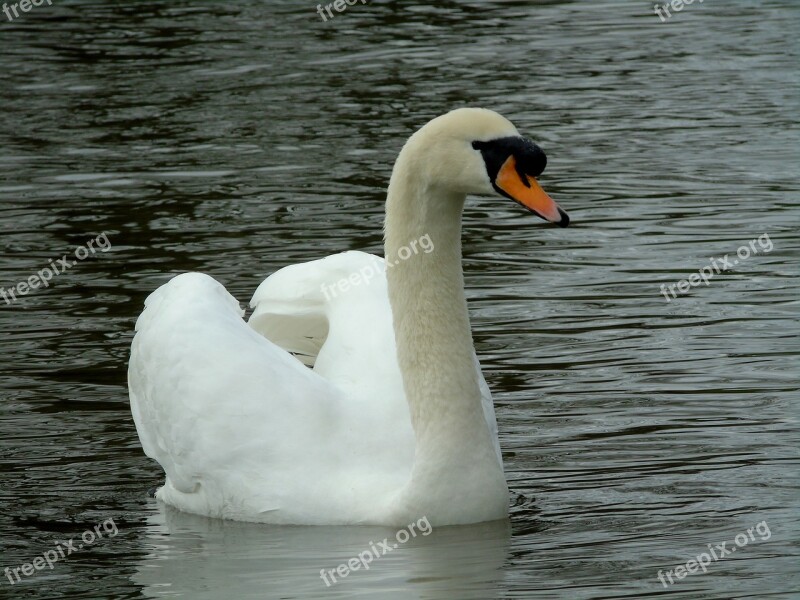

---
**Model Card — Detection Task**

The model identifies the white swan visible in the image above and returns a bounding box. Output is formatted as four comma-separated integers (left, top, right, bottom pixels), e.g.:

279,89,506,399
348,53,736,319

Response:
129,108,569,527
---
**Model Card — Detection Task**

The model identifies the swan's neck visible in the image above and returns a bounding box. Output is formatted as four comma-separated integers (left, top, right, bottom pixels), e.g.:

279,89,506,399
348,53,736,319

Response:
384,158,503,484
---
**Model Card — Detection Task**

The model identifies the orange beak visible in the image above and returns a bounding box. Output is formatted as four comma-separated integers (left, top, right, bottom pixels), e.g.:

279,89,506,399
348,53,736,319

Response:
495,156,569,227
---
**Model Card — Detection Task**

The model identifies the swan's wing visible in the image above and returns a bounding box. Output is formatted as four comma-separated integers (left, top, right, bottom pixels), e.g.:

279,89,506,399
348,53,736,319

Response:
128,273,350,517
247,251,416,462
249,250,503,467
248,251,387,367
246,264,330,366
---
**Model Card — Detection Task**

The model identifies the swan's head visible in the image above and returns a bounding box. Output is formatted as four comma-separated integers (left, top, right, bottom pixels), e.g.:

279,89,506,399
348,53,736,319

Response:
401,108,569,227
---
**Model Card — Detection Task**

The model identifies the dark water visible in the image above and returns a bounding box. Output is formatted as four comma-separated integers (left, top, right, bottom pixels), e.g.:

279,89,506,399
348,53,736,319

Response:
1,1,798,598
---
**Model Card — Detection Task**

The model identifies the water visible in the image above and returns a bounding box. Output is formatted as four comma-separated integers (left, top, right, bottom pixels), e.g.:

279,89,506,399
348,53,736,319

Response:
0,1,798,598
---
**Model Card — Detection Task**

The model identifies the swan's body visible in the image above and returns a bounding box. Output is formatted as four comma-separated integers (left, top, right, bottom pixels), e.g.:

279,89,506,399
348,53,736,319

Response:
129,108,568,526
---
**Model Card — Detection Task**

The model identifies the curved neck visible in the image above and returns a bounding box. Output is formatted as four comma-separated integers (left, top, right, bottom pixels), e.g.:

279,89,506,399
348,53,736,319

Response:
384,160,496,463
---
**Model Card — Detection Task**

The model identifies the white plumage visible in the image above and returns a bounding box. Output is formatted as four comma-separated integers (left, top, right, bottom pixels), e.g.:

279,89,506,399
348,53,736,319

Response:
130,108,567,526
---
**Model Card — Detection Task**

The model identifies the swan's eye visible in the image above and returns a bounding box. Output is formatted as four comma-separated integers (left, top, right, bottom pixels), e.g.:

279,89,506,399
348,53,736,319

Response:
473,137,568,227
472,137,547,184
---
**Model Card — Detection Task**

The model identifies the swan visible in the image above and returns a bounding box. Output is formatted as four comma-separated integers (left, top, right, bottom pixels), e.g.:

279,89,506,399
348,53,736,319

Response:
129,108,569,527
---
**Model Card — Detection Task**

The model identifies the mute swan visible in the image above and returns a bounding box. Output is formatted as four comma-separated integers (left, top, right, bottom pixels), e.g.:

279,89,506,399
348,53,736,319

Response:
129,108,569,527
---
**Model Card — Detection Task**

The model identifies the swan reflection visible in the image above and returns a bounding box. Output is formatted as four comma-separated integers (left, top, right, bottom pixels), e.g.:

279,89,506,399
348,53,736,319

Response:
133,502,511,599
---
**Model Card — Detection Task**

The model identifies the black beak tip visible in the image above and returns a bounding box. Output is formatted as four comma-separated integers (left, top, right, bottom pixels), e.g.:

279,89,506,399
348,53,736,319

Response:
557,208,570,228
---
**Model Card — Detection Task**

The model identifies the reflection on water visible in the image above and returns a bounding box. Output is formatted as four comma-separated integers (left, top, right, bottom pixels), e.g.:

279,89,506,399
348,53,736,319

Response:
135,505,511,600
0,0,798,599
